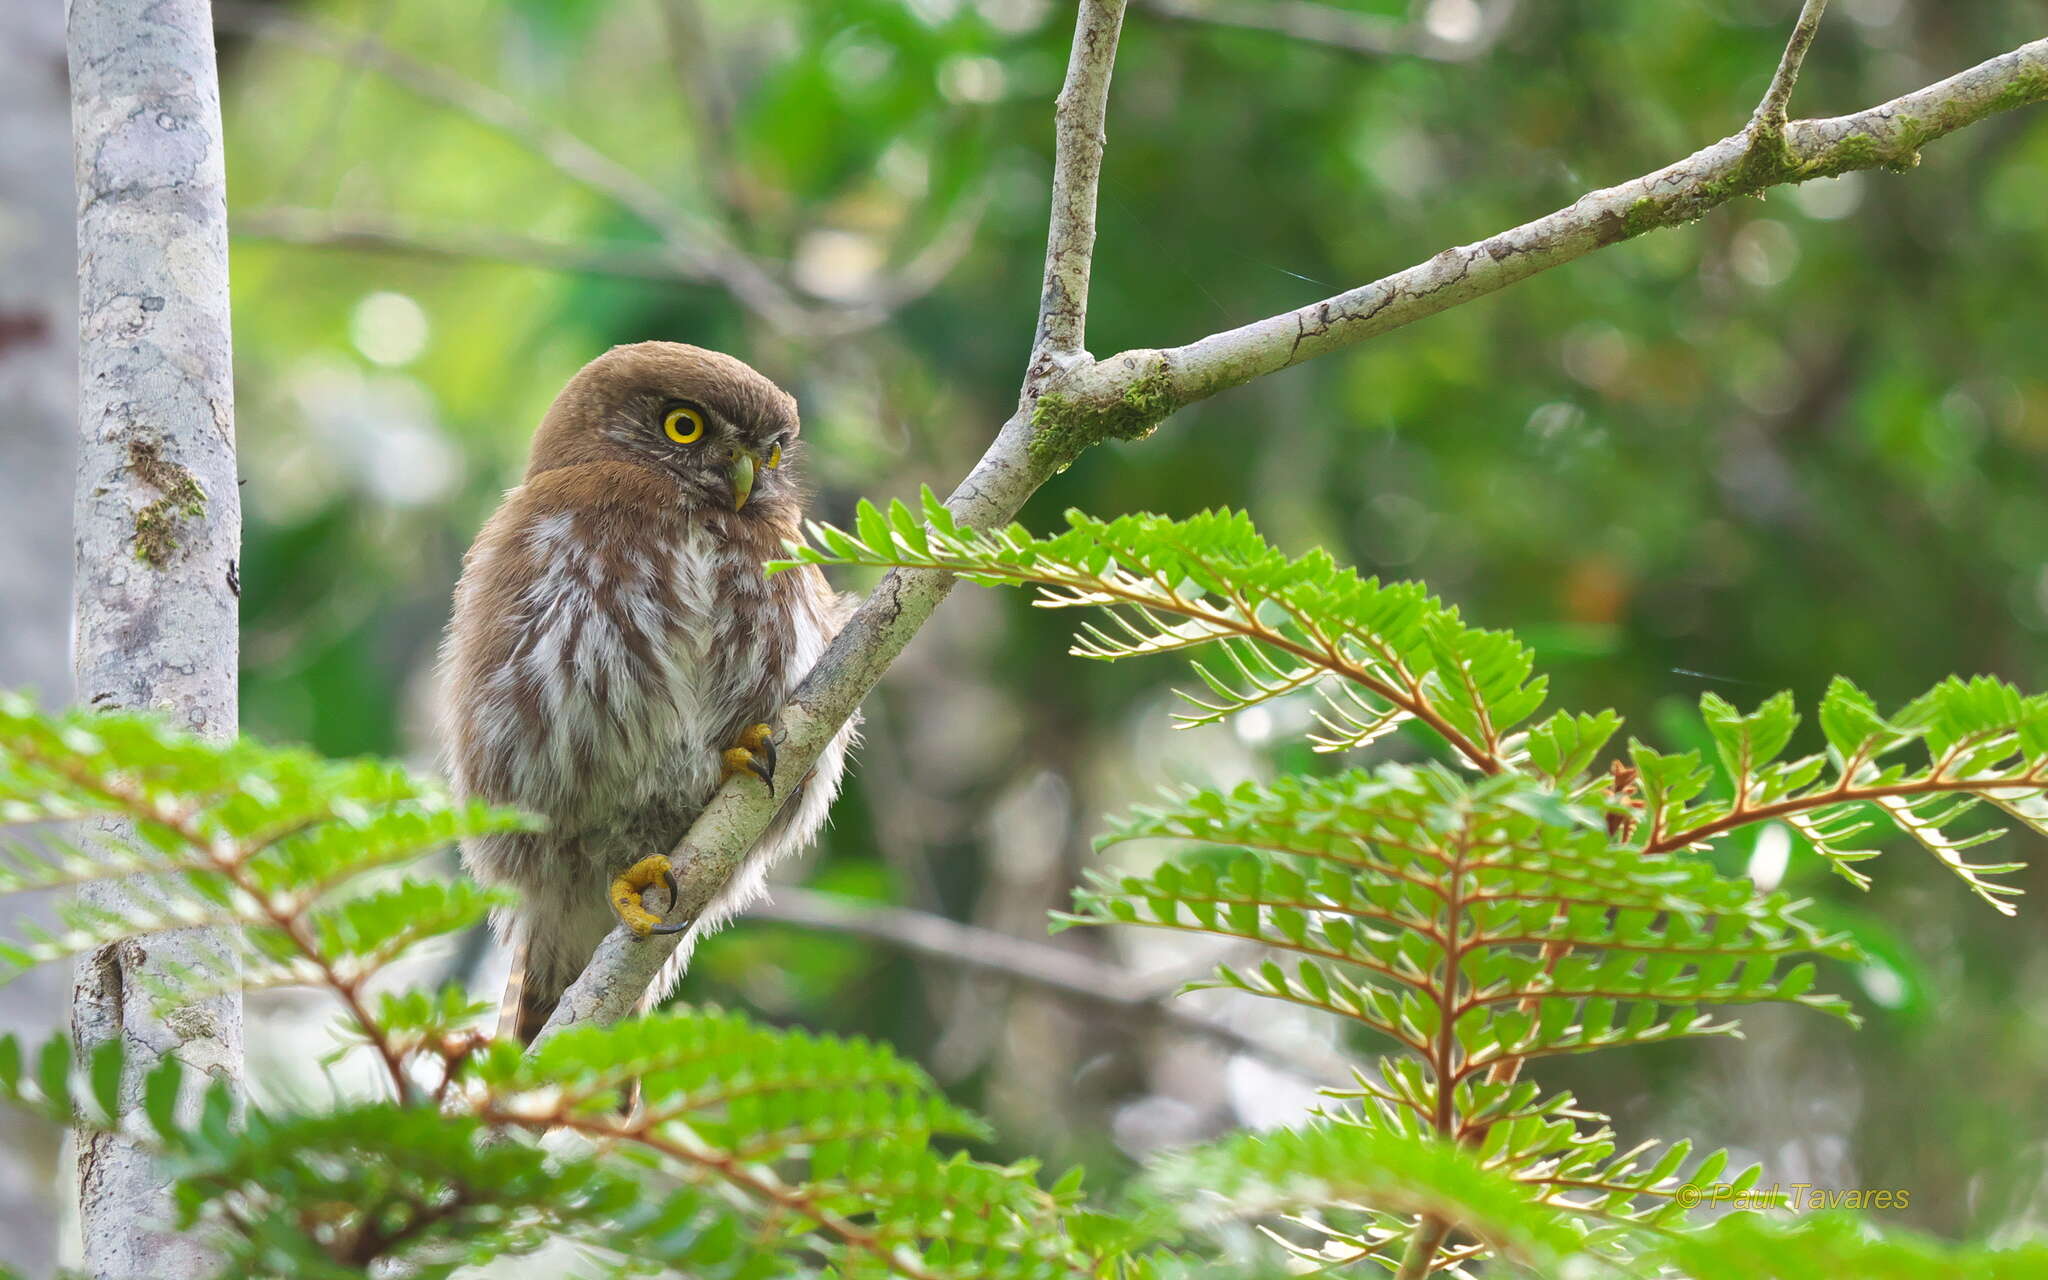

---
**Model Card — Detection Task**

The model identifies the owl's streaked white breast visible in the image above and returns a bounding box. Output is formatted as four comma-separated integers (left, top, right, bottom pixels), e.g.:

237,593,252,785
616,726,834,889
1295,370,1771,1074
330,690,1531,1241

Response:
449,484,807,848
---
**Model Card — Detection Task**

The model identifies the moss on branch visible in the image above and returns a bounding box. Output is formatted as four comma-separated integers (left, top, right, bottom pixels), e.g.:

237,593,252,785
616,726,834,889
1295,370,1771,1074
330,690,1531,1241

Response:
127,437,208,567
1027,356,1185,469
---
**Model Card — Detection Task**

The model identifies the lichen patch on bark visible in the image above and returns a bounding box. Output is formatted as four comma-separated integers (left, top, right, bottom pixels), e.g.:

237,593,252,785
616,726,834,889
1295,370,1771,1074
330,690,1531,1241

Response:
127,436,207,566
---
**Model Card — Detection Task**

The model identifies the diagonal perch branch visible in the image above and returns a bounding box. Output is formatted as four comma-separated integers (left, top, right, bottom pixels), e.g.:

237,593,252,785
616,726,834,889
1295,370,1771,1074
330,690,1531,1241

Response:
537,25,2048,1043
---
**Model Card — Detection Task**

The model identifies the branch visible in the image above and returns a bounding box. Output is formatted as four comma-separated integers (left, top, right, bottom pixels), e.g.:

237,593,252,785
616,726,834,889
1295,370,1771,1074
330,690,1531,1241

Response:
1032,0,1127,362
748,886,1352,1078
232,196,984,324
1035,36,2048,437
1753,0,1830,132
232,207,695,283
536,0,1134,1042
539,26,2048,1040
219,9,985,333
1136,0,1516,63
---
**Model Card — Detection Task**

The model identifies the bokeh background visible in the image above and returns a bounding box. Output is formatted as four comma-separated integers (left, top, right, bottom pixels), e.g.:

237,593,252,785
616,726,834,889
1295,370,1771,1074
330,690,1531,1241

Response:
4,0,2048,1267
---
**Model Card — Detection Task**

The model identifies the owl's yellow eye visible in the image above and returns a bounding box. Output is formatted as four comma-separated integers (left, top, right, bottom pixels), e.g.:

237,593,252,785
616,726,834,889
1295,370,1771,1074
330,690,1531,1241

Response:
767,443,783,470
663,406,705,445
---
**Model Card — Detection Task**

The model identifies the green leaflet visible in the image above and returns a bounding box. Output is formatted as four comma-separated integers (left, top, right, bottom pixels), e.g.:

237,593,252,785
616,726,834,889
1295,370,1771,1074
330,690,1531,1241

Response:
1641,1209,2048,1279
786,494,2048,1272
5,487,2046,1275
791,499,2045,909
0,694,529,1000
1074,765,1846,1268
782,490,1550,768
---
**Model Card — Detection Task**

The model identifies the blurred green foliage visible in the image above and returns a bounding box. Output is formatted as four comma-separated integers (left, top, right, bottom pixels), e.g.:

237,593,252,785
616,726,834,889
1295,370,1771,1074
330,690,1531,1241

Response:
216,0,2048,1247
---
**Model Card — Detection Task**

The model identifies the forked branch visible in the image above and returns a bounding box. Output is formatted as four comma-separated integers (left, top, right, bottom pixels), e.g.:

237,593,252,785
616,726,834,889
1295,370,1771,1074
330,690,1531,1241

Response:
543,12,2048,1040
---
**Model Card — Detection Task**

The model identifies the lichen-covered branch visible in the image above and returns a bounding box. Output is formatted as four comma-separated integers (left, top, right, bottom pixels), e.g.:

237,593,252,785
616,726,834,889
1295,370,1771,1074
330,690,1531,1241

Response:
541,26,2048,1040
68,0,245,1274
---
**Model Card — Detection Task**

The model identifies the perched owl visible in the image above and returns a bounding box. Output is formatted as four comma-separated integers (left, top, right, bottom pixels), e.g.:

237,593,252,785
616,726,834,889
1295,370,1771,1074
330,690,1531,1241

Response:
440,341,856,1043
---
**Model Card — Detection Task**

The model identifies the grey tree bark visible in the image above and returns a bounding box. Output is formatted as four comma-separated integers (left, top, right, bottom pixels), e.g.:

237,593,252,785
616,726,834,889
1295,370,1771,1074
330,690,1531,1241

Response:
67,1,244,1275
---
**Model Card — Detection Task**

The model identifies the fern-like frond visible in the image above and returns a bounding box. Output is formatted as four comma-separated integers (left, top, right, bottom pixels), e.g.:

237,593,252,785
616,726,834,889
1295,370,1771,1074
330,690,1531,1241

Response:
0,700,526,951
780,490,1550,770
1147,1103,1784,1273
792,502,2048,915
1061,763,1851,1273
1636,677,2048,914
0,696,532,1100
474,1009,1098,1279
1068,766,1853,1082
486,1008,987,1148
1145,1117,1583,1272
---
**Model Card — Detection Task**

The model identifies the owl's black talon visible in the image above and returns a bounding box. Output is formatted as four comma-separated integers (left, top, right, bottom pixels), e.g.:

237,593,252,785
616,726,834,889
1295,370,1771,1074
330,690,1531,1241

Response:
645,917,692,935
610,855,681,938
723,722,779,795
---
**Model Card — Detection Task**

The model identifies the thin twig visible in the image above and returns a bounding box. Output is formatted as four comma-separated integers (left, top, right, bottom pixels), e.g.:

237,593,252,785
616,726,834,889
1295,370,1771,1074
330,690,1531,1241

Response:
1137,0,1516,63
1033,0,1129,364
219,6,979,335
1753,0,1831,132
233,207,696,282
1046,35,2048,417
654,0,744,214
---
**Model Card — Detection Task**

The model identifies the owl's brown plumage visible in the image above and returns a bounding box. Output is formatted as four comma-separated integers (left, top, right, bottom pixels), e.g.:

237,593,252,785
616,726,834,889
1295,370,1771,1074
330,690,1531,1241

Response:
440,341,855,1042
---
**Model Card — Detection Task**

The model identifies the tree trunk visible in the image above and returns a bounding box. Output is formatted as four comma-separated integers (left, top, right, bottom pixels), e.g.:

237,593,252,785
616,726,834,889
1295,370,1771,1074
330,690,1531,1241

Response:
66,1,244,1274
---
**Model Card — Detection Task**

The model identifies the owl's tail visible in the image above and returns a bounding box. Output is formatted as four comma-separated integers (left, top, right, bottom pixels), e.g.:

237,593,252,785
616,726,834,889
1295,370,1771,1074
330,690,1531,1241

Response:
502,936,650,1112
499,939,565,1046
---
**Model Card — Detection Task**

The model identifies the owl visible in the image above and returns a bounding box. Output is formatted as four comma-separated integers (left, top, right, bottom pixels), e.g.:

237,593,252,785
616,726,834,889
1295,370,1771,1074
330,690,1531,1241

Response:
440,341,856,1043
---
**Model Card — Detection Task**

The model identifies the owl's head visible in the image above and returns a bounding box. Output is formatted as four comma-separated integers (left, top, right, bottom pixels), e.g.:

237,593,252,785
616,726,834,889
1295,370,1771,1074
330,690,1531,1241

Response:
527,341,802,516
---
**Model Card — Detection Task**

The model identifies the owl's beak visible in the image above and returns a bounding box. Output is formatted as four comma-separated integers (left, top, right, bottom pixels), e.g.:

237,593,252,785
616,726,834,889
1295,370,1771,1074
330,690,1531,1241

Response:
728,449,759,511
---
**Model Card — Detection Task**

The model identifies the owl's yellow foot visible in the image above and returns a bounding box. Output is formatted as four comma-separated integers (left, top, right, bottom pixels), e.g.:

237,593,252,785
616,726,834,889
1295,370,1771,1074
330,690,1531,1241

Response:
608,854,689,937
721,722,778,795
